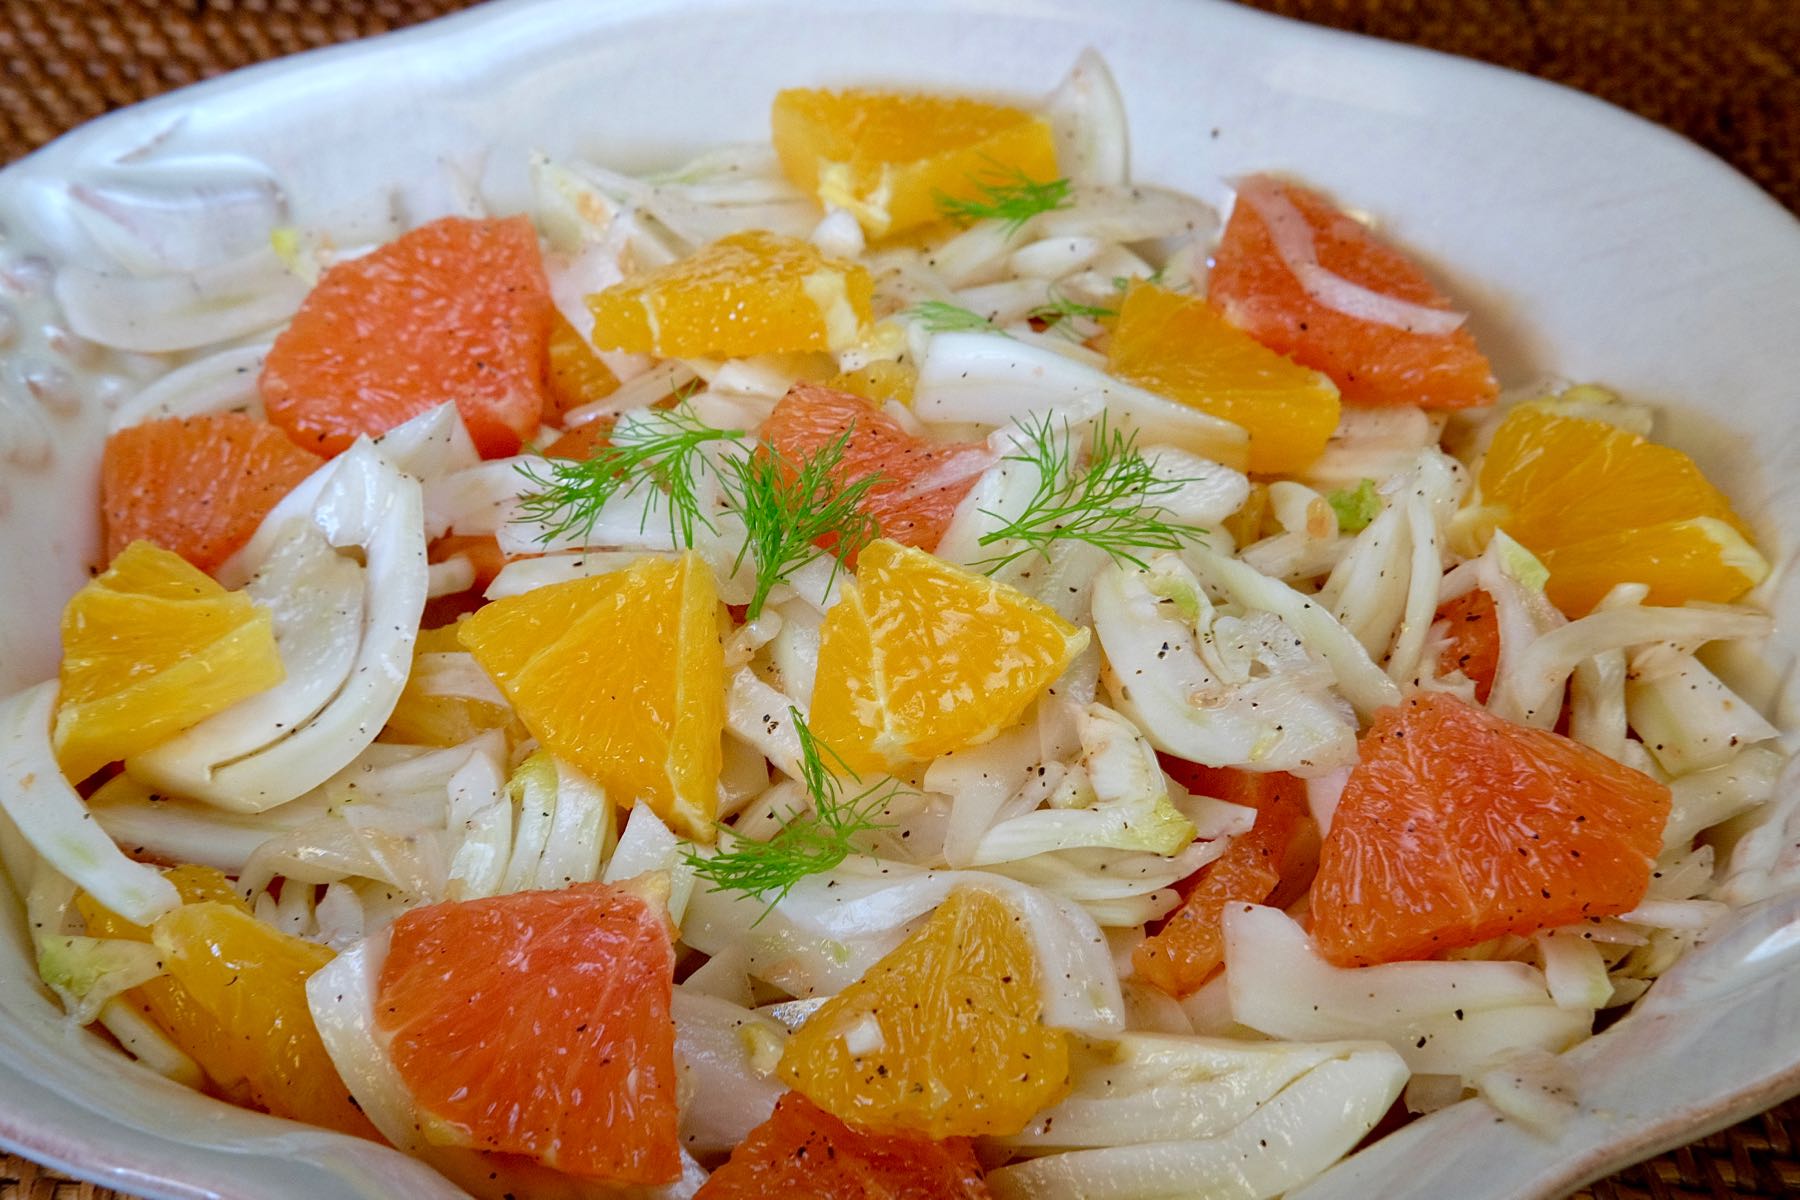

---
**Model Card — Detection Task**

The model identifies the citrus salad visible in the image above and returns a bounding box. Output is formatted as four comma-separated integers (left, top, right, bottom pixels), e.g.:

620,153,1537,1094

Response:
3,50,1789,1200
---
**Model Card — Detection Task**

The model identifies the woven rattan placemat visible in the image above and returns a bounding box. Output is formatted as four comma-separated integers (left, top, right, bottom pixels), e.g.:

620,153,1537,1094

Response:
2,1,1797,1197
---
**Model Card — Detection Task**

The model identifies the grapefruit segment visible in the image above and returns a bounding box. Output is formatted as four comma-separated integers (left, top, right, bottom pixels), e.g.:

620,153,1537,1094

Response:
1311,693,1671,967
695,1092,991,1200
761,384,989,551
1209,175,1497,410
101,413,322,573
1434,589,1500,702
1133,765,1308,998
261,215,554,458
376,882,681,1182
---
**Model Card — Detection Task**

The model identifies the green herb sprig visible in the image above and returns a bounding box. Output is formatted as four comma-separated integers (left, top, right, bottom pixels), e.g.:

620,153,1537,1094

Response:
725,433,883,620
684,709,899,916
906,299,1003,335
515,404,744,548
935,165,1073,234
1028,294,1119,326
977,412,1209,571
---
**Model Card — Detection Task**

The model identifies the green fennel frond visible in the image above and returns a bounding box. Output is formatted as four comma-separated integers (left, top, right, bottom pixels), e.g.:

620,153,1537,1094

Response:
977,411,1209,571
722,431,884,620
1110,266,1181,296
935,165,1073,234
906,299,1003,335
684,708,899,916
514,403,744,549
1028,293,1119,325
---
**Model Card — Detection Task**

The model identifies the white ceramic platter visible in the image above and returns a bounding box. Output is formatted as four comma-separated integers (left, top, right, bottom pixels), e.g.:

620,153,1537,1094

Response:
1,1,1797,1197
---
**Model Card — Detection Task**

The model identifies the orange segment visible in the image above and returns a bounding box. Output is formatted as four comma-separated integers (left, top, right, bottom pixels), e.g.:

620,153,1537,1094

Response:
1539,518,1768,616
1435,589,1499,701
149,900,378,1138
79,867,259,1103
1209,175,1497,410
102,414,322,573
587,230,872,358
827,359,917,408
1464,405,1766,615
262,215,554,458
381,622,515,747
1311,693,1671,967
695,1092,991,1200
777,888,1068,1138
809,540,1088,775
771,88,1059,238
1107,282,1341,474
54,541,283,783
545,311,619,421
542,419,612,461
457,552,724,840
761,384,989,551
1133,766,1307,998
376,883,680,1182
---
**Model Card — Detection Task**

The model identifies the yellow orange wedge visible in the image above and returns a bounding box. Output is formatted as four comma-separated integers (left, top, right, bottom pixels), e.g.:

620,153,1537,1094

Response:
809,540,1087,775
1459,404,1766,615
458,552,724,840
381,623,516,748
826,359,917,408
54,541,283,783
586,230,871,358
1108,282,1341,475
545,311,619,421
777,888,1069,1137
771,88,1060,238
1539,518,1768,617
80,869,375,1139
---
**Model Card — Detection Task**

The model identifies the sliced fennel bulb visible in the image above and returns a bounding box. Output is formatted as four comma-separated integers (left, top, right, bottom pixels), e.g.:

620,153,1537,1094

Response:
966,704,1196,862
1093,554,1360,776
37,934,165,1024
670,990,786,1156
912,331,1248,466
987,1035,1406,1200
0,681,180,926
1044,48,1130,188
128,441,428,811
1223,905,1591,1080
681,858,1125,1039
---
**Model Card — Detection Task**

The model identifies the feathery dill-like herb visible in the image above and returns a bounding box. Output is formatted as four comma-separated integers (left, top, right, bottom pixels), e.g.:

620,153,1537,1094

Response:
935,165,1073,234
723,431,883,620
906,299,1003,335
977,412,1209,571
1028,294,1119,325
1111,266,1169,293
684,708,898,916
514,403,744,549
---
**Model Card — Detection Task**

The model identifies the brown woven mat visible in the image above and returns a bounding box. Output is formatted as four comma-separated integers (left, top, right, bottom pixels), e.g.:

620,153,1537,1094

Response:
1,1,1798,1197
